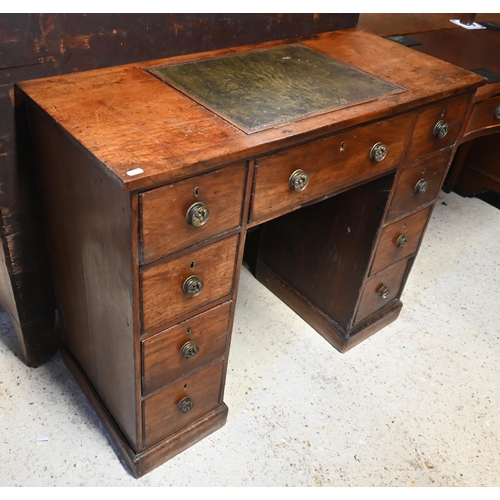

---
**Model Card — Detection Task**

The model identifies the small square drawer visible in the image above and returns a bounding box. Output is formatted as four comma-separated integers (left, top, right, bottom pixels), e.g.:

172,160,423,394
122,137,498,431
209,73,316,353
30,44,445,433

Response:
386,149,452,221
143,360,224,448
250,112,414,223
141,235,239,333
354,258,410,325
406,92,472,162
140,162,247,264
463,94,500,138
142,301,231,395
370,206,431,276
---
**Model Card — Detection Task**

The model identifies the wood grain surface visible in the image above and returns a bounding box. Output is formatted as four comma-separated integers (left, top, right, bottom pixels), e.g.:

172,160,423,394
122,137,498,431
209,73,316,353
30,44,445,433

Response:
18,30,483,192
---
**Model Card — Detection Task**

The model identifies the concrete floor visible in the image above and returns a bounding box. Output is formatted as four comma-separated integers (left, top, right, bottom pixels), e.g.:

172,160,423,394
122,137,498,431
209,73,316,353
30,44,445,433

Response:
1,190,499,487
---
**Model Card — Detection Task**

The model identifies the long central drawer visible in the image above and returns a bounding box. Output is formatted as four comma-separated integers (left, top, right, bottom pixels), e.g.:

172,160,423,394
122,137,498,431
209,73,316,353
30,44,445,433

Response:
249,112,414,223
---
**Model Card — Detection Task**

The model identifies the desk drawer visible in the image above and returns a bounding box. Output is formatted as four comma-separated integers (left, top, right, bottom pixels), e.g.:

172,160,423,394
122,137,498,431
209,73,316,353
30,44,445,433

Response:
140,162,247,264
250,113,413,223
143,360,224,448
463,94,500,138
386,149,452,221
370,207,431,276
406,93,471,161
142,302,231,395
141,235,239,332
355,258,409,325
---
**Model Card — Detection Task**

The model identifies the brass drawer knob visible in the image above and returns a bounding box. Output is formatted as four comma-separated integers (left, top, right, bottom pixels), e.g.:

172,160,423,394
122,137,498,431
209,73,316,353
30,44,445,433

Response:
414,179,428,194
433,120,449,138
182,275,204,297
370,142,388,162
186,202,210,227
395,234,409,248
289,169,309,192
180,340,200,359
495,106,500,120
177,397,194,414
378,284,390,299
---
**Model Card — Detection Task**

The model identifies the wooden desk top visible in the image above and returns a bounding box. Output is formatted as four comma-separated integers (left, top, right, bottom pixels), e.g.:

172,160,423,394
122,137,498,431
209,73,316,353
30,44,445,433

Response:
18,29,483,192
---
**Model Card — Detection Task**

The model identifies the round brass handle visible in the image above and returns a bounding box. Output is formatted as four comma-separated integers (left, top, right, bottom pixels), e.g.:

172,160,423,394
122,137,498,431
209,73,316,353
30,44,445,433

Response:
182,275,204,297
395,234,409,248
378,284,390,299
177,397,194,414
289,169,309,192
180,340,200,359
370,142,388,162
433,120,449,139
186,202,210,227
495,106,500,120
414,179,428,194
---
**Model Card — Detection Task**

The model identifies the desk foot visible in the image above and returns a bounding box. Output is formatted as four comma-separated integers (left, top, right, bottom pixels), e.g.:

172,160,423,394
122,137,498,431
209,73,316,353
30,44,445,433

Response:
10,312,58,367
60,346,228,478
256,261,402,353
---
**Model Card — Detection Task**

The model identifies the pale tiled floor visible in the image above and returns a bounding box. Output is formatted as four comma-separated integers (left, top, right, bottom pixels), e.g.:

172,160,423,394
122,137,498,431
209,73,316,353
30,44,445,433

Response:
1,191,499,487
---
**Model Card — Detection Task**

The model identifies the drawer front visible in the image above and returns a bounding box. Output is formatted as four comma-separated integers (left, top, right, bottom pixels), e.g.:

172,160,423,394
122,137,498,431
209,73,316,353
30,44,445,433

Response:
142,301,231,395
141,235,239,332
250,112,414,223
140,162,247,264
143,360,224,448
406,93,472,161
464,95,500,138
386,149,452,221
355,258,410,325
370,206,431,276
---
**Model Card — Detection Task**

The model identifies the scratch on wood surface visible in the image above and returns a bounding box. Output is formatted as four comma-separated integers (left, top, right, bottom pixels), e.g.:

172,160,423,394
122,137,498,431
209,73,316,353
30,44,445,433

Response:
138,130,166,146
63,34,92,50
35,13,58,55
37,13,58,41
37,55,56,64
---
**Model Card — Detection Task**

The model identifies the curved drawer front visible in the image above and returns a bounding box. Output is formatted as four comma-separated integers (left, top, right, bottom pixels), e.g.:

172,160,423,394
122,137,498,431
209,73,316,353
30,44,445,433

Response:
250,112,414,224
140,162,247,264
142,302,231,395
354,258,410,325
143,360,224,448
463,94,500,139
386,149,452,221
141,235,239,333
406,93,471,162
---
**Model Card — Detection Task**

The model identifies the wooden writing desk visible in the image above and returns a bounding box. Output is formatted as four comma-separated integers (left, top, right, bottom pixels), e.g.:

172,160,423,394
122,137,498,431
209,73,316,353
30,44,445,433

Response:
17,29,483,477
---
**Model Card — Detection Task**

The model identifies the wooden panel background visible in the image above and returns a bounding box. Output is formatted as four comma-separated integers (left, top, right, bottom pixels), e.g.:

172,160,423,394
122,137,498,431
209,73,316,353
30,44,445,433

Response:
0,13,359,366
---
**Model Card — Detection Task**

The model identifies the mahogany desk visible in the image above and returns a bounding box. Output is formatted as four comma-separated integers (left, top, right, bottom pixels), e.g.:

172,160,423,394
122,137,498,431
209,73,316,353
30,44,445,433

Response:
17,29,483,477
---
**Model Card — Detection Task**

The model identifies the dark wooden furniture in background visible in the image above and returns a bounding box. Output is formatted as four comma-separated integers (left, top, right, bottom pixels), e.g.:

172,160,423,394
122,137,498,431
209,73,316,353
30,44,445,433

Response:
357,13,500,36
408,26,500,197
358,14,500,199
0,13,358,367
18,28,482,476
